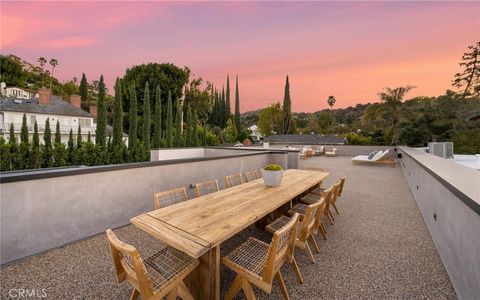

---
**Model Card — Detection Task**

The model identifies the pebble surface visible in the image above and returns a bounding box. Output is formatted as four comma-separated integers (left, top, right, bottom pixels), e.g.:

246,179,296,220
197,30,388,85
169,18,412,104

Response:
1,157,457,299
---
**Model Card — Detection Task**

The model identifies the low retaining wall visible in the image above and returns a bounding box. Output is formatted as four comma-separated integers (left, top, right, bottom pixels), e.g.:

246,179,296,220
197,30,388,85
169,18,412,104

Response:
150,148,205,161
0,151,288,265
399,147,480,300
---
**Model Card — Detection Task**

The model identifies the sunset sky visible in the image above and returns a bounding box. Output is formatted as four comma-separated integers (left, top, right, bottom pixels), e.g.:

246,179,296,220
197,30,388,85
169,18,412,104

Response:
1,1,479,112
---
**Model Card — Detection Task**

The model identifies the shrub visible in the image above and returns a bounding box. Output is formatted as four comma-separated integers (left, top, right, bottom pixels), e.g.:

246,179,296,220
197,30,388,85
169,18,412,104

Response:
264,164,283,171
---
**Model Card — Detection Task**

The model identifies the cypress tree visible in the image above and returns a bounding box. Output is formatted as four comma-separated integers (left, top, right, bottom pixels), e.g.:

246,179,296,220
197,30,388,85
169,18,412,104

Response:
203,124,208,146
0,137,11,171
67,129,75,164
9,123,16,145
53,120,66,167
282,75,292,134
95,75,107,147
128,82,138,150
166,91,173,148
6,124,17,170
153,85,162,148
31,121,41,169
234,75,241,133
112,78,124,147
142,81,151,150
77,125,82,148
87,131,91,143
55,120,61,144
225,74,231,121
79,73,88,107
192,110,199,147
43,118,53,168
221,87,226,127
21,113,28,144
174,95,183,147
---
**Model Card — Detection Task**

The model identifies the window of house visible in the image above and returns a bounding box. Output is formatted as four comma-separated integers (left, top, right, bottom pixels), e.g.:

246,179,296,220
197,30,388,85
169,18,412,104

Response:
30,115,36,125
79,118,91,127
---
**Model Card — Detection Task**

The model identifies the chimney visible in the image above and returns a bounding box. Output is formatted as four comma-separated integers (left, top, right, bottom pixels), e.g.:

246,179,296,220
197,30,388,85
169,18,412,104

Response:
89,105,97,117
70,94,81,109
38,88,51,105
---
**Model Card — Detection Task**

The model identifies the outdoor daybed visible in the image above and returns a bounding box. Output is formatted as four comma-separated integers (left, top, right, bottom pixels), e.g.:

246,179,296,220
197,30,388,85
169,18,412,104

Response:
352,149,395,166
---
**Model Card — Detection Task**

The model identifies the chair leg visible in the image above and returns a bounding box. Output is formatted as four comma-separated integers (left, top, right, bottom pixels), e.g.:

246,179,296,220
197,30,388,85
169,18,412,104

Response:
305,243,316,263
166,287,177,300
333,203,339,214
275,271,290,300
242,279,256,300
225,275,243,300
326,210,334,225
129,288,139,300
319,222,327,240
310,235,320,253
290,257,304,284
177,281,194,300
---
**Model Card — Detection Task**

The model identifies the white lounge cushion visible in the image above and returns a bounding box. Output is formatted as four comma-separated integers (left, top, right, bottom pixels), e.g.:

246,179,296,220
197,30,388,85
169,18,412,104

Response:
372,151,383,161
352,155,370,161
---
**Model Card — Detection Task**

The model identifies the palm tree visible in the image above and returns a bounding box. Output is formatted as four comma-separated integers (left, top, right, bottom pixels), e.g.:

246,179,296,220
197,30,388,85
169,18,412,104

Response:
49,58,59,89
37,57,47,87
378,85,415,145
327,95,336,110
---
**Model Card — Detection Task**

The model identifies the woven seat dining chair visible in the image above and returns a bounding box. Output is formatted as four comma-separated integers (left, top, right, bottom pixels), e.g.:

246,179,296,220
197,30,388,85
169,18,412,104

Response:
245,170,258,182
223,214,302,300
106,229,199,300
153,187,188,210
225,173,244,188
266,201,321,263
308,183,338,225
194,179,220,197
330,176,346,214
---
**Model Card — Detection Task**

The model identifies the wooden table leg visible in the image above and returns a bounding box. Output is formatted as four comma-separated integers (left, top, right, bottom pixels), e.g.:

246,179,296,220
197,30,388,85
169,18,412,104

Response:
187,245,220,300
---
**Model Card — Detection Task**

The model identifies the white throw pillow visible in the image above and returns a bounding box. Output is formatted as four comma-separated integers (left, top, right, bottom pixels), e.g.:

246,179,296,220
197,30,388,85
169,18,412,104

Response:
372,150,383,161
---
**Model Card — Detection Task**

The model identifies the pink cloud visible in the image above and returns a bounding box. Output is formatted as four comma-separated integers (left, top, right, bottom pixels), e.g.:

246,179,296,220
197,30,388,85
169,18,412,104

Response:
40,36,96,50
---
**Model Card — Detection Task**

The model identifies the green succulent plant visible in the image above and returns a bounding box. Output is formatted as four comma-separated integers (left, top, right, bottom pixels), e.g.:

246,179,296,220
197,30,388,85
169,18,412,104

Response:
264,164,283,171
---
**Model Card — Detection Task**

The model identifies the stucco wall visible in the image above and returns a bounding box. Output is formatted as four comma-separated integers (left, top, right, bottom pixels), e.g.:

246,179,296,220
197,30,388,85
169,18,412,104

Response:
399,147,480,300
0,152,286,265
150,148,206,161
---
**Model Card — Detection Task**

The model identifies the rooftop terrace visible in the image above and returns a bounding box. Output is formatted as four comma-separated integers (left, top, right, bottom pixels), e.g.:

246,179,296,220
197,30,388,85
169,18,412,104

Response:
0,156,458,299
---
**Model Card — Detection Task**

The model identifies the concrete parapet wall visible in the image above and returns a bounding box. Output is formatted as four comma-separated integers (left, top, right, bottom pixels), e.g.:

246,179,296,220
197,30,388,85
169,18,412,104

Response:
399,147,480,300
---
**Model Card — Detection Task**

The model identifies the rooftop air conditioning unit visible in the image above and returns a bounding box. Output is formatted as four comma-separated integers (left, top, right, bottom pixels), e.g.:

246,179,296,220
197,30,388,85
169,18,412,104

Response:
428,142,454,159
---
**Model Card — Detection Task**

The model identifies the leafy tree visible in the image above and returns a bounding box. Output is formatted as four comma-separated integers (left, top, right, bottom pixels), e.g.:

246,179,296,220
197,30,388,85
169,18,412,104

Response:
378,85,415,145
454,128,480,154
96,75,107,147
112,78,124,147
79,73,89,108
453,42,480,98
0,54,25,86
153,85,162,148
121,63,189,133
0,137,12,171
67,129,75,164
327,95,336,110
258,102,283,136
174,94,183,147
185,78,213,125
128,82,138,151
62,80,79,99
43,118,53,168
282,75,292,134
166,91,173,147
234,75,241,134
142,81,151,151
31,121,42,169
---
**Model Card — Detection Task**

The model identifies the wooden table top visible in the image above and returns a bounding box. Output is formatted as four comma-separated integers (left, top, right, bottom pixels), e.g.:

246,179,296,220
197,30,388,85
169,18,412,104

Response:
131,169,329,258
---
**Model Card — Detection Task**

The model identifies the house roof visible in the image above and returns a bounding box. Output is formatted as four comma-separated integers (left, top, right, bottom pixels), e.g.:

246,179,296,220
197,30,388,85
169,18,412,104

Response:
0,95,92,118
264,134,347,145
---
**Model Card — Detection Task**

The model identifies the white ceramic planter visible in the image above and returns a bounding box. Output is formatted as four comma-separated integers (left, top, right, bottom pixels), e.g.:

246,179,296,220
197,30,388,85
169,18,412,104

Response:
261,169,284,187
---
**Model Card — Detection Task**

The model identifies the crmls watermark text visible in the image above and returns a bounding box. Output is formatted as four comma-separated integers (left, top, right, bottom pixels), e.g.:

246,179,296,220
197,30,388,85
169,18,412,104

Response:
8,289,47,298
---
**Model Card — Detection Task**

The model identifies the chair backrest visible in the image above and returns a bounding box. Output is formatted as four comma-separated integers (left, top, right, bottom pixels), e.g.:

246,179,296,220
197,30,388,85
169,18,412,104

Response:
153,187,188,209
337,176,346,197
262,213,299,284
255,169,262,178
298,201,321,242
106,229,154,299
245,170,258,182
225,173,244,188
329,182,341,206
195,179,220,197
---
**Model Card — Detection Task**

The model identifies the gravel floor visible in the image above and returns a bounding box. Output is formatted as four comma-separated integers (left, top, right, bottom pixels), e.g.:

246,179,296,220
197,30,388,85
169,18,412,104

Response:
0,157,457,299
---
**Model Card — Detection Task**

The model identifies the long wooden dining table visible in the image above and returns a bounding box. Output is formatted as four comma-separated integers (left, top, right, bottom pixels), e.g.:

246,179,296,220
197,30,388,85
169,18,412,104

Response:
131,169,329,300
